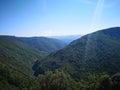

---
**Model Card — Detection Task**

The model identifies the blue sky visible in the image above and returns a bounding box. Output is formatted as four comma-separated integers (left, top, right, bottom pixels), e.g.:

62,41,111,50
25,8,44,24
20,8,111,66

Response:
0,0,120,36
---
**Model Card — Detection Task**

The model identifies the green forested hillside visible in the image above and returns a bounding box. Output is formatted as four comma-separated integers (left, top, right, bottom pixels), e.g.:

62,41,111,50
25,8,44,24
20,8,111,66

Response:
1,62,119,90
0,62,39,90
0,27,120,90
34,27,120,80
0,36,67,74
0,36,46,74
0,36,67,90
12,36,67,53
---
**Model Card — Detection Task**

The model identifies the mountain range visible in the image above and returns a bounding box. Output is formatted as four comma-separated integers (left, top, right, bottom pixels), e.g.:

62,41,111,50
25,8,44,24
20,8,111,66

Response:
0,27,120,89
33,27,120,80
50,35,82,44
0,36,67,75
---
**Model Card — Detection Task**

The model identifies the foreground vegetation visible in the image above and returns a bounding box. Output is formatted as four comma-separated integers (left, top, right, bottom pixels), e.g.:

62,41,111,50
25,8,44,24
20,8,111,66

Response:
0,64,120,90
34,27,120,80
0,27,120,90
36,71,120,90
0,62,39,90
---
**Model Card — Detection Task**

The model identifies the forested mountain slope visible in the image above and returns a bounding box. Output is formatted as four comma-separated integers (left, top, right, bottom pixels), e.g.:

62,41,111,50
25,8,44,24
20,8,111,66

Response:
12,36,67,53
0,35,67,74
0,62,39,90
0,36,46,74
33,27,120,80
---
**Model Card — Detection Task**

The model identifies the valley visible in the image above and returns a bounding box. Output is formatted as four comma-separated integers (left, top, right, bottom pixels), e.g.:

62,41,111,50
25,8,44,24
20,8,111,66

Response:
0,27,120,90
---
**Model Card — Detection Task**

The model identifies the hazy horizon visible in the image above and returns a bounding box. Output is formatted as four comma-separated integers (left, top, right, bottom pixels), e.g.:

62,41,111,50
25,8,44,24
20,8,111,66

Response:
0,0,120,37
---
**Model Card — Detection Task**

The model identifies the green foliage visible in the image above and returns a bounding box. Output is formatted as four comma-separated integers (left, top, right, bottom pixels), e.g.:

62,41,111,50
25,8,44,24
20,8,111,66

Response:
37,71,76,90
0,35,67,74
0,27,120,90
96,75,112,90
111,73,120,90
35,71,120,90
0,36,46,75
0,62,120,90
13,36,67,53
0,35,67,89
0,62,39,90
96,73,120,90
34,27,120,80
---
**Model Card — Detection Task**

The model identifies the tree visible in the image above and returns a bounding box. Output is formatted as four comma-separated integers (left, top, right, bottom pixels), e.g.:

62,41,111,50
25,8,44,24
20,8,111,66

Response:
111,73,120,90
37,71,76,90
96,75,112,90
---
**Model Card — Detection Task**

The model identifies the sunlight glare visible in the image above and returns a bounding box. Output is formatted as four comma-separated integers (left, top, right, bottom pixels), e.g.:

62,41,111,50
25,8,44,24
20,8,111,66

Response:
84,0,105,61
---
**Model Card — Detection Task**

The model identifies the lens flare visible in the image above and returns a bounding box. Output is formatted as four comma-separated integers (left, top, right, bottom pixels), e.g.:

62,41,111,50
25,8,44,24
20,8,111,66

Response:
84,0,105,61
90,0,105,30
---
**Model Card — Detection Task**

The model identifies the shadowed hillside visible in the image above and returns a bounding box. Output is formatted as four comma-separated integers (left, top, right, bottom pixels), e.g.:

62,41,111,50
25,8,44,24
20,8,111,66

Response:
0,36,67,75
34,27,120,80
12,36,67,53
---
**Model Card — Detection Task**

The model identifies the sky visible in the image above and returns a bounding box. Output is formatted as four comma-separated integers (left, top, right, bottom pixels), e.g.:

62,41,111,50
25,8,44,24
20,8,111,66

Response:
0,0,120,36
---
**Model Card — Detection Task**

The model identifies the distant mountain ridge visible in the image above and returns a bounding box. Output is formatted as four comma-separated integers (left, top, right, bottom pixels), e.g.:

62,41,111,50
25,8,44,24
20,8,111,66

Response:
8,36,67,53
50,35,82,44
0,36,67,75
33,27,120,80
0,35,68,89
